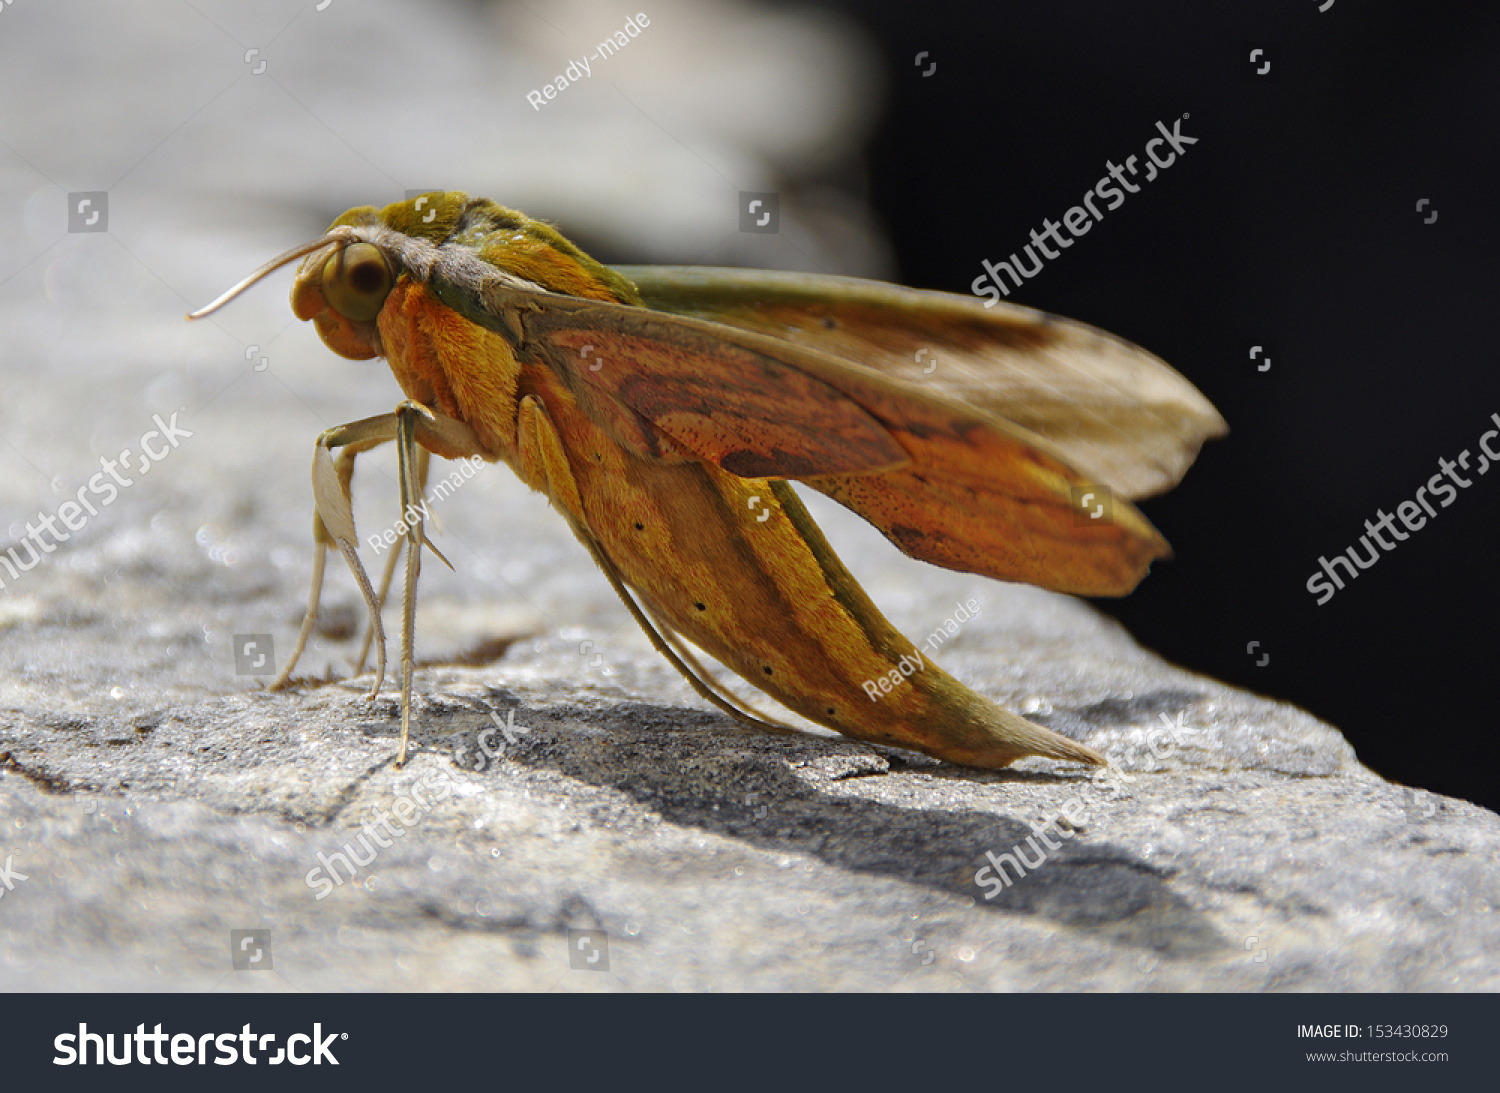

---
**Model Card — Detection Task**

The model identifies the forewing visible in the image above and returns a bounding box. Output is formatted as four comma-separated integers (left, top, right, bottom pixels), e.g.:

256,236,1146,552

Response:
531,310,910,479
406,238,1174,594
519,293,1170,596
615,265,1227,500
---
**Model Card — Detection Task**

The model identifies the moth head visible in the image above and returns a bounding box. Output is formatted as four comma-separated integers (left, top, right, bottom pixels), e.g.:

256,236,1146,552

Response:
186,193,472,359
289,231,395,360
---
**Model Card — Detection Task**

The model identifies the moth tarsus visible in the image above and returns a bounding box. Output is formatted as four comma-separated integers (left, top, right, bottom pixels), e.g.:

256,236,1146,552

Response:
189,191,1224,773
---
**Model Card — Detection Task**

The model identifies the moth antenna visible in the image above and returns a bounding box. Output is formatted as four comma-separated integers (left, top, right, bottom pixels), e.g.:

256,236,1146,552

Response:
185,227,357,319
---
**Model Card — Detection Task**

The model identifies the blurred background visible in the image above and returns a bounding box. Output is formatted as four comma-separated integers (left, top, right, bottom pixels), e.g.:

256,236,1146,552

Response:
1,0,1496,811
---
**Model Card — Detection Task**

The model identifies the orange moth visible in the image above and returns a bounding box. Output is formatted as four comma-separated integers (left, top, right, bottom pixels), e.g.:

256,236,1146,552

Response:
189,192,1225,769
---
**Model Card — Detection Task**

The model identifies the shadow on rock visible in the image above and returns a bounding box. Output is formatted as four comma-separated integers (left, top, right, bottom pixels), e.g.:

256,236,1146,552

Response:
408,695,1229,960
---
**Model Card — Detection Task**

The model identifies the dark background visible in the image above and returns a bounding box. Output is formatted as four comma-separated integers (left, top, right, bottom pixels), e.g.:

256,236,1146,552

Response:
800,0,1499,811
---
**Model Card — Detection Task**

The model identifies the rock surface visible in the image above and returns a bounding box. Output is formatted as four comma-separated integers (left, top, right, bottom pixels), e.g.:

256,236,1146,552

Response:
1,444,1496,990
1,0,1496,992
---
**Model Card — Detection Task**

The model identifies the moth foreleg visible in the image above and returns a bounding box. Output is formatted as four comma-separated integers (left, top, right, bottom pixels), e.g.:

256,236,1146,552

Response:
305,407,486,737
273,438,387,691
269,522,327,693
393,403,425,767
352,446,434,677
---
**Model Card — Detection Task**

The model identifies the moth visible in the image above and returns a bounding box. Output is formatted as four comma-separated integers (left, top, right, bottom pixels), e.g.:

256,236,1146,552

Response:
189,192,1225,769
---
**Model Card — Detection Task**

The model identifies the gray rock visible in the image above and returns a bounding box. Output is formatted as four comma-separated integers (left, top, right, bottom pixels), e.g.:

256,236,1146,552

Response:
2,455,1496,990
1,0,1496,993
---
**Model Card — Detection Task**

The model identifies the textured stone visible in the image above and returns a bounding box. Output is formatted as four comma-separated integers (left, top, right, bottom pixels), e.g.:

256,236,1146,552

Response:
2,458,1496,990
1,0,1496,994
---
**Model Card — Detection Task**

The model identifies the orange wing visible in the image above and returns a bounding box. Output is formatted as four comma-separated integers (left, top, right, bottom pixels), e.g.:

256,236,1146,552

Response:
511,293,1173,596
410,251,1206,595
616,265,1227,501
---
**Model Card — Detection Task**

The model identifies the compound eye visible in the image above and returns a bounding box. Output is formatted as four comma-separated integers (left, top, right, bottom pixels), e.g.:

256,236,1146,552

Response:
321,242,393,322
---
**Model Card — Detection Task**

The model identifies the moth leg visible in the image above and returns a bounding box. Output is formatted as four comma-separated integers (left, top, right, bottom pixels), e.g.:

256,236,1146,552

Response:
392,403,426,768
270,530,327,692
333,403,486,766
352,534,402,679
352,446,433,677
272,437,389,692
302,407,487,743
516,394,800,738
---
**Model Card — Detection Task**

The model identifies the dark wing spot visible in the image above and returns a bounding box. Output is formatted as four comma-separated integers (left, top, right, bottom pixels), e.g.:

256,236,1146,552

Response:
721,449,821,478
888,524,930,551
